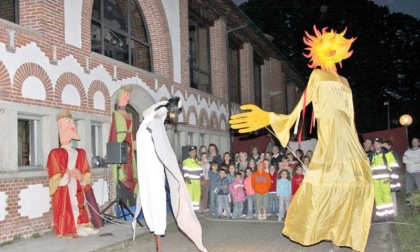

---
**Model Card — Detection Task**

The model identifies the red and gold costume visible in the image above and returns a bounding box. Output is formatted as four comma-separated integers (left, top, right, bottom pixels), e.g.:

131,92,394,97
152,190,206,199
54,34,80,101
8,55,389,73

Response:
47,147,92,237
47,110,98,237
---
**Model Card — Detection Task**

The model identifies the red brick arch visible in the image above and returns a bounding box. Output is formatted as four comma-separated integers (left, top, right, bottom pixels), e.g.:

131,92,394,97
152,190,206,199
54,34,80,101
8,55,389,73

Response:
12,62,53,102
138,0,173,79
210,111,219,130
198,109,209,128
87,80,111,114
219,113,228,131
0,61,11,100
186,106,198,126
55,72,87,108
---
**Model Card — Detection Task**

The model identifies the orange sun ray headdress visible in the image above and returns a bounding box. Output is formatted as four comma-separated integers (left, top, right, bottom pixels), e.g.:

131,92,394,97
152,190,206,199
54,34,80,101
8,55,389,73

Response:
303,25,356,73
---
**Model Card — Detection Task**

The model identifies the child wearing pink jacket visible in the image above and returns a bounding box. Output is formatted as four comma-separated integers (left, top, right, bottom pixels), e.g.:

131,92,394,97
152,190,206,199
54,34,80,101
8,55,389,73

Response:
229,172,246,218
243,168,255,219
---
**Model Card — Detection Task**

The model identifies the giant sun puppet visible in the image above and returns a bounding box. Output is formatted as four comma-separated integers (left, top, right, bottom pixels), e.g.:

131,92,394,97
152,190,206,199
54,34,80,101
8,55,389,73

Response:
230,26,374,252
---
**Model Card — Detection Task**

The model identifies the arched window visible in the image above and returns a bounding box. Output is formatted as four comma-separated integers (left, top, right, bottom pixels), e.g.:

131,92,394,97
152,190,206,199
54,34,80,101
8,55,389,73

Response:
91,0,152,71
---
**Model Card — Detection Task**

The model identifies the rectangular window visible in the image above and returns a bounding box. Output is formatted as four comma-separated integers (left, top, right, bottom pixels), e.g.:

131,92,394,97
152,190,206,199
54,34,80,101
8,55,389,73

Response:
18,115,42,170
91,123,103,157
189,16,211,93
0,0,19,24
91,123,104,168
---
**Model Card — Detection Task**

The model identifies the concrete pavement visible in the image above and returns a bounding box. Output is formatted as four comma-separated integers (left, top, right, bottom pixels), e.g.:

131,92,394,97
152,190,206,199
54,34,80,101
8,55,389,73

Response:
119,214,402,252
1,213,402,252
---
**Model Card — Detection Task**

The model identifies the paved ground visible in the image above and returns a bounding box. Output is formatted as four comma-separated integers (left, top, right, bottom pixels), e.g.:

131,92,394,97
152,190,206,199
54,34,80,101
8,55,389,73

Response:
1,213,401,252
117,213,400,252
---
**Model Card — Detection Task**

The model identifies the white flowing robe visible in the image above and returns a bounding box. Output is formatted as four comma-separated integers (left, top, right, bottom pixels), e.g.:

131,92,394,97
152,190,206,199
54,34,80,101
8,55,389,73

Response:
133,106,207,252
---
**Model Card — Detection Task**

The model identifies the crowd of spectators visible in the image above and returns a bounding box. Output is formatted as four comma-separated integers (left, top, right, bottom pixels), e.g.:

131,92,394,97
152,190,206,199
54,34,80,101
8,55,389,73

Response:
182,137,419,222
183,144,312,221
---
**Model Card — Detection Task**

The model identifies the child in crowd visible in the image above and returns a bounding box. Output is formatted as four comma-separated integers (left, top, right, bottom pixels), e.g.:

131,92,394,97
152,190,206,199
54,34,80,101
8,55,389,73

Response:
265,152,272,162
302,155,311,175
226,163,236,209
249,146,260,163
268,164,278,217
215,168,232,219
234,152,240,166
226,163,236,185
236,151,248,172
279,156,292,179
248,159,256,172
208,161,219,215
306,150,313,159
287,153,298,170
199,152,210,212
199,145,207,157
295,149,304,161
259,152,266,163
276,169,292,221
251,162,271,220
292,165,304,196
222,152,232,167
263,158,271,173
243,168,255,219
229,172,246,218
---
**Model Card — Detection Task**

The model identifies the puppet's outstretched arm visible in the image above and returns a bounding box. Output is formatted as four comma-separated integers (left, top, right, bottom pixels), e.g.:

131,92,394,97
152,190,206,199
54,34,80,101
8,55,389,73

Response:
229,104,272,133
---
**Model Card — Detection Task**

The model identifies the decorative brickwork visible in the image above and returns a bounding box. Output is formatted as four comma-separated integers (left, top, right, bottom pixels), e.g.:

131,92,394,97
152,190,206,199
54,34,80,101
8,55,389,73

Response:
179,0,190,87
198,108,209,128
138,0,173,80
0,177,52,243
240,43,254,104
55,72,88,109
12,62,54,105
0,170,113,243
0,60,11,100
209,111,219,130
210,19,228,99
186,105,198,126
87,80,111,114
0,0,300,244
219,113,227,131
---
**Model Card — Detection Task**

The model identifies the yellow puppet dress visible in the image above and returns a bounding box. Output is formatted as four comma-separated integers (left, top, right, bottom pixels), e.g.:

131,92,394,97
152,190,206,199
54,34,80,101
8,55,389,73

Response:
231,69,374,251
230,26,374,251
279,69,374,251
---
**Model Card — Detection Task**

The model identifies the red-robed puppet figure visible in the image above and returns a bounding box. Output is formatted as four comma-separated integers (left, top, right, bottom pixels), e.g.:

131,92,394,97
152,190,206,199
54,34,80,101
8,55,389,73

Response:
47,111,99,237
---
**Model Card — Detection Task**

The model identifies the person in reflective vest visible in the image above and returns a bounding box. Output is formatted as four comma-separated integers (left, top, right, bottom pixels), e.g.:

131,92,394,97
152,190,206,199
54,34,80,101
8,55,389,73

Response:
369,138,400,221
183,146,203,211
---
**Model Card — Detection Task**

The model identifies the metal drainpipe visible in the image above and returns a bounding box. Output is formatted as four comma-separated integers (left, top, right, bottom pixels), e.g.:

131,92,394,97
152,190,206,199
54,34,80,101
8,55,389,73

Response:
226,23,248,152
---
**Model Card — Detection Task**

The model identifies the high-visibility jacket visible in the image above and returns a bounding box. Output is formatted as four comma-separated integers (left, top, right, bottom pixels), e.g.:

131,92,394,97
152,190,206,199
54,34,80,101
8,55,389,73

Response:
369,148,401,191
370,148,400,217
182,158,203,180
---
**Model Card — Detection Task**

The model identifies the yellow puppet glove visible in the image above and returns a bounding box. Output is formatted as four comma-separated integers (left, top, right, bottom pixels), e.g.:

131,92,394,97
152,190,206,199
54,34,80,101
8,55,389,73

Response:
229,104,271,133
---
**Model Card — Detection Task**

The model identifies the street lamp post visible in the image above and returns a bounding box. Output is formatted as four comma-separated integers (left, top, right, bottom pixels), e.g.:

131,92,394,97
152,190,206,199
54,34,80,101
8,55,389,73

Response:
399,114,413,145
384,101,390,130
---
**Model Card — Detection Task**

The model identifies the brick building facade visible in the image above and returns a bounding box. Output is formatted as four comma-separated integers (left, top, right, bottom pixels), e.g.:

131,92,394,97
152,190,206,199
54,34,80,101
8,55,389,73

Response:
0,0,303,243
